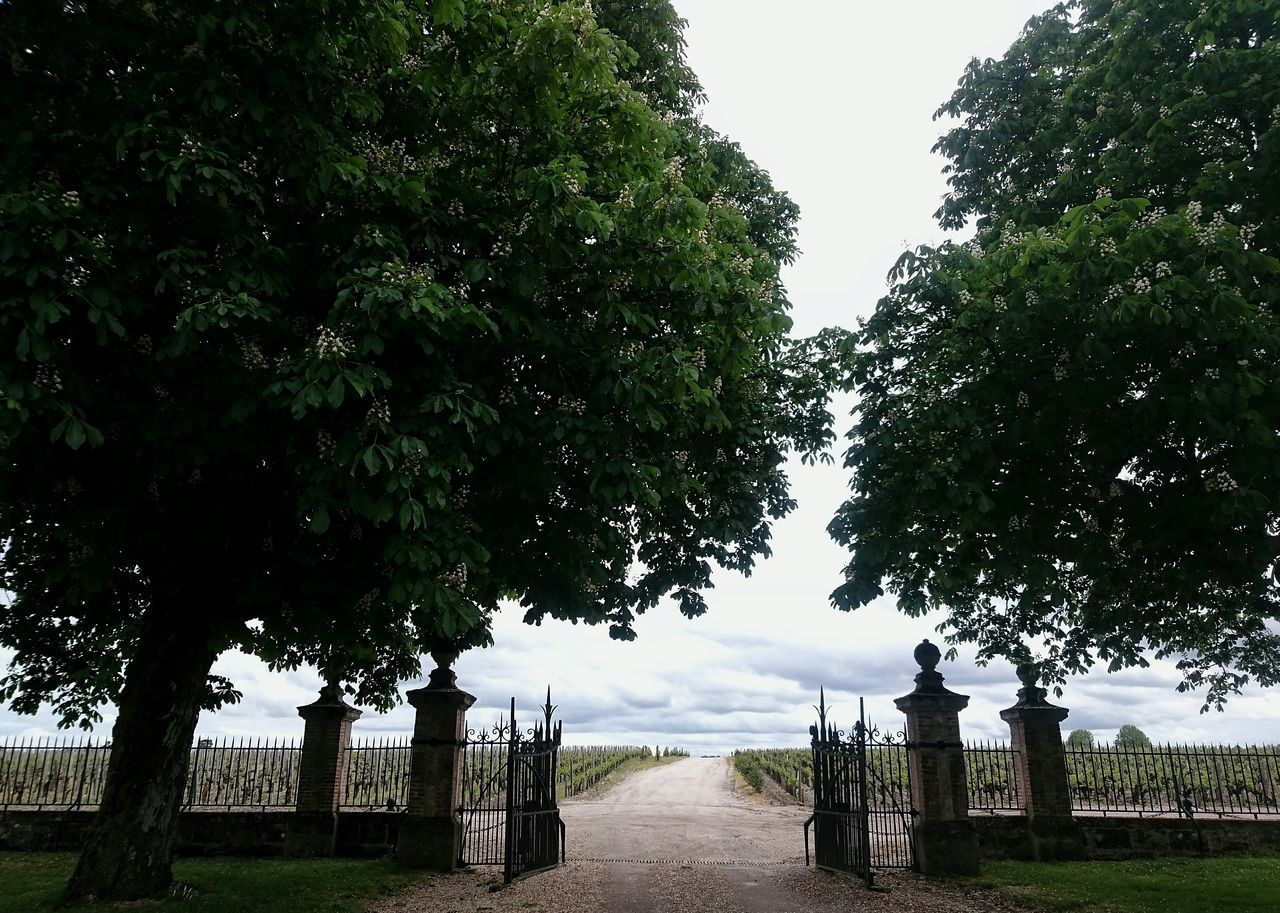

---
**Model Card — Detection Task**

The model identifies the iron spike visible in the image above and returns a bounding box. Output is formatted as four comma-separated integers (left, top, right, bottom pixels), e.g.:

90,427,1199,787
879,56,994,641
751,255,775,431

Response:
813,686,831,733
543,686,557,732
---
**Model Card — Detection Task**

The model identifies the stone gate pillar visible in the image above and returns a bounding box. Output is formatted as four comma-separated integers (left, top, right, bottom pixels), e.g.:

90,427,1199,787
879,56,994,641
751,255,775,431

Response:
1000,665,1085,860
894,639,980,875
285,685,362,855
397,650,475,870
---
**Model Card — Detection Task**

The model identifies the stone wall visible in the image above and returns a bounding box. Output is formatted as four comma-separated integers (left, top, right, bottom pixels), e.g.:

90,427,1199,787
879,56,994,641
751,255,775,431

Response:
0,810,403,857
0,811,94,852
974,813,1280,861
336,812,402,857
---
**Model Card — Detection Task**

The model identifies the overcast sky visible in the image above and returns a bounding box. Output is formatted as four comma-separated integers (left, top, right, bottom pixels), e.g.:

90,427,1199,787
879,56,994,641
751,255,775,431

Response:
2,1,1276,751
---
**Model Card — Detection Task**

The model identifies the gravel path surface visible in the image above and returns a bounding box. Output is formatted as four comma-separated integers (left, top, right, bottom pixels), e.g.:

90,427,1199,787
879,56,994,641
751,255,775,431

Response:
560,756,808,863
371,862,1032,913
369,756,1034,913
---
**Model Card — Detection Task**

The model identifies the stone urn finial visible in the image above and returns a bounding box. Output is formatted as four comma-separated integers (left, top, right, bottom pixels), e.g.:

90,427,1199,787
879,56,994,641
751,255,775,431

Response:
909,639,948,694
317,671,346,703
427,647,460,690
914,638,942,672
1013,661,1050,706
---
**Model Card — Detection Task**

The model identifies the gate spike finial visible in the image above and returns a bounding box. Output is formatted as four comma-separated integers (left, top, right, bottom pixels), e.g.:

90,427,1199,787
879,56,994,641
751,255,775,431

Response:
812,686,834,743
813,686,828,723
542,685,557,735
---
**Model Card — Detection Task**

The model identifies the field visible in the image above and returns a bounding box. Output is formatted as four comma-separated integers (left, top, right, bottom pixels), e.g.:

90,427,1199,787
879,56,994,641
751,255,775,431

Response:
0,853,420,913
733,743,1280,817
732,748,810,799
0,738,305,811
558,745,664,798
733,746,917,810
0,739,679,811
977,855,1280,913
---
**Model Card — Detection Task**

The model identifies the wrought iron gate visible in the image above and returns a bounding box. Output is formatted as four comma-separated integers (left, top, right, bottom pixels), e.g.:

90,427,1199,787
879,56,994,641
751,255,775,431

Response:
457,691,564,884
805,691,914,886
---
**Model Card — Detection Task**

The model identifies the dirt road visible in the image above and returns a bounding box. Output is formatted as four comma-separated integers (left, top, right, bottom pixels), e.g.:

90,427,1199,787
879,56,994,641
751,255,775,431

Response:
560,756,808,863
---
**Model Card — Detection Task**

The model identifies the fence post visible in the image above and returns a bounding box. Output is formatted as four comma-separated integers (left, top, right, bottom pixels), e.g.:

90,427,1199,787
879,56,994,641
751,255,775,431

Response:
284,685,362,856
893,639,980,875
397,650,476,870
999,664,1085,859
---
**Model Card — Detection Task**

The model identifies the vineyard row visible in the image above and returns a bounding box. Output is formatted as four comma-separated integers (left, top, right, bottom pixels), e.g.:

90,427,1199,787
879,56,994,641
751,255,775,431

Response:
0,738,688,810
733,742,1280,818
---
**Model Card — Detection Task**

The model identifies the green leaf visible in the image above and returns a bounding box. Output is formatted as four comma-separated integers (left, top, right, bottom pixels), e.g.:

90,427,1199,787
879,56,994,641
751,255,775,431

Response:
432,0,466,27
326,376,345,408
64,419,86,450
310,505,330,534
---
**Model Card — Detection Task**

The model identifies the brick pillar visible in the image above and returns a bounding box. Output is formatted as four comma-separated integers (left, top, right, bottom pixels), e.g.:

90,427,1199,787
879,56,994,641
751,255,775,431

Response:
285,686,362,855
1000,664,1086,860
397,650,475,870
893,639,980,875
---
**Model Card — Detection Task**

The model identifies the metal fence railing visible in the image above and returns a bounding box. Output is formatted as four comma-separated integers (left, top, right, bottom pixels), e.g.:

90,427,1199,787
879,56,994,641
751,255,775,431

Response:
0,736,414,812
8,734,1278,820
1066,743,1280,818
341,739,411,810
964,739,1022,812
183,737,302,809
0,736,112,810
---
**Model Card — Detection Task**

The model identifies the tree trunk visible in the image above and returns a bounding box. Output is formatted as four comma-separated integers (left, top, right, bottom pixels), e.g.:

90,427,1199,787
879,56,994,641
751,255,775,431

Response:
64,606,219,902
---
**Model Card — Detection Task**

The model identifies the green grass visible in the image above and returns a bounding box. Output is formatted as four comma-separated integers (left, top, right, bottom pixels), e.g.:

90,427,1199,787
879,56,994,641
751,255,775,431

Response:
0,853,422,913
975,855,1280,913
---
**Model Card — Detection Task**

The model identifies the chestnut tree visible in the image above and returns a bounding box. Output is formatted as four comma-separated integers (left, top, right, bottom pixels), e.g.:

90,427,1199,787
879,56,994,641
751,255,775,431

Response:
833,0,1280,705
0,0,837,899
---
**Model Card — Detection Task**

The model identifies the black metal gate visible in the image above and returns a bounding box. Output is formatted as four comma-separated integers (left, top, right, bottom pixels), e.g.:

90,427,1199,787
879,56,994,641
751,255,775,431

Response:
457,691,564,884
805,691,914,886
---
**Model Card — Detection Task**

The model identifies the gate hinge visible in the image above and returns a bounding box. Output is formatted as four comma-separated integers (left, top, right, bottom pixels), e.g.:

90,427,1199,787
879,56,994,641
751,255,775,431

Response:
905,740,965,750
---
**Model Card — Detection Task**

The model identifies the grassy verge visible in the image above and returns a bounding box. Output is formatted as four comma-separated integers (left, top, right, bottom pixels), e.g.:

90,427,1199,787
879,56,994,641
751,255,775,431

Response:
0,853,422,913
974,855,1280,913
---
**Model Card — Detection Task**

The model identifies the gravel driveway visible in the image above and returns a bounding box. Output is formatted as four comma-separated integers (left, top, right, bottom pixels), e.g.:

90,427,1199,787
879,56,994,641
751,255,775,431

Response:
561,755,809,863
370,757,1033,913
